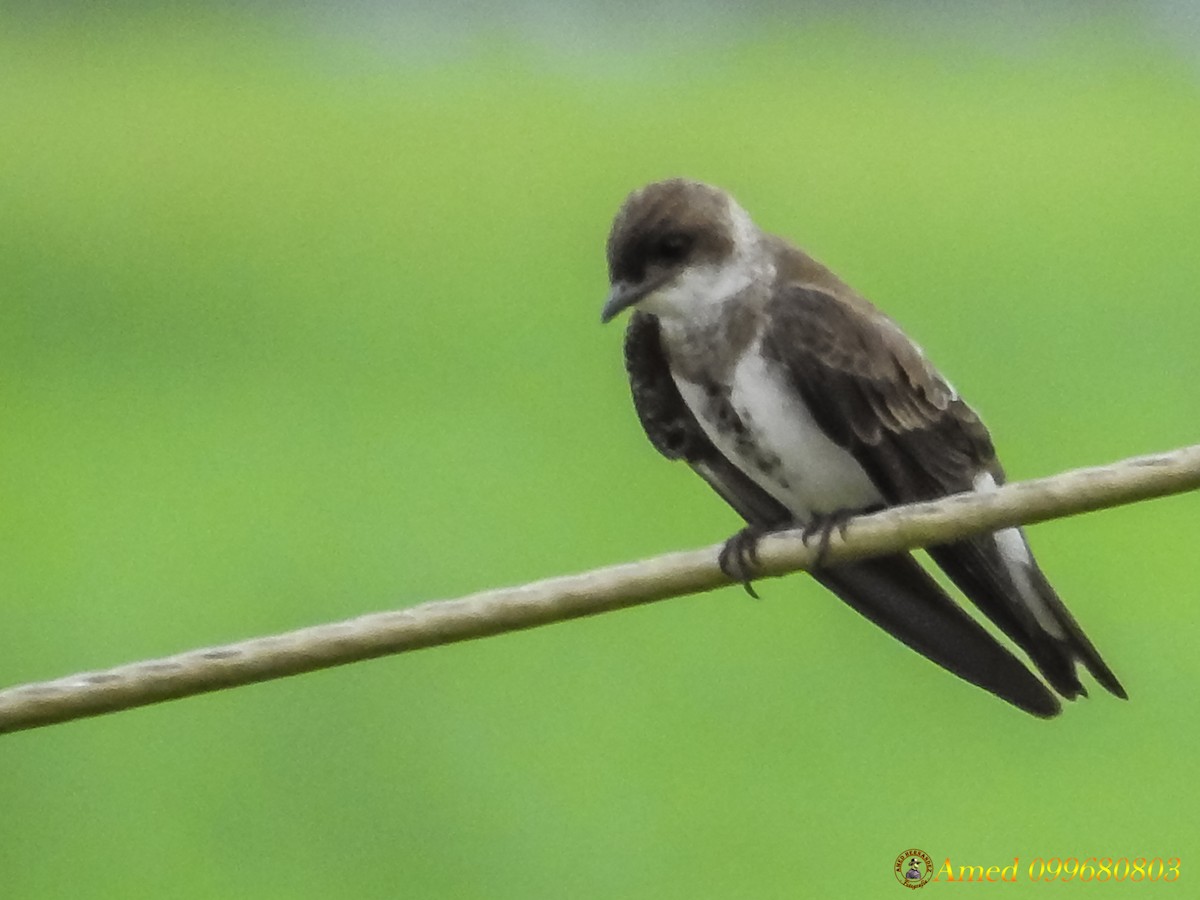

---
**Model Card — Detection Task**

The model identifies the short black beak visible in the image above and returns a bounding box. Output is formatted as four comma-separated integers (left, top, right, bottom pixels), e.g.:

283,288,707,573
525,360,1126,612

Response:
600,273,668,324
600,281,643,324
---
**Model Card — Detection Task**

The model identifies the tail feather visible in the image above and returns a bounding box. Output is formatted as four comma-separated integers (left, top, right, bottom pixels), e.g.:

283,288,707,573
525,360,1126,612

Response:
812,552,1061,718
1025,560,1127,699
928,534,1126,701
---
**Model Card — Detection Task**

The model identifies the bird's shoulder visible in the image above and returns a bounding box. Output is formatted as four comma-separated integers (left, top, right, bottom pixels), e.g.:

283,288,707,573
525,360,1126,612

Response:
759,268,1000,495
622,311,705,460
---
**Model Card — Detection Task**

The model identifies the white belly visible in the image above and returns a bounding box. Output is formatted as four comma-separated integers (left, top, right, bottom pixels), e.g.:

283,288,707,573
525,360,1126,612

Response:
675,345,884,519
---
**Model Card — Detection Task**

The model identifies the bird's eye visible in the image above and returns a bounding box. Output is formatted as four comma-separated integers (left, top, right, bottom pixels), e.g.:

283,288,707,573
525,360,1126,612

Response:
654,232,693,263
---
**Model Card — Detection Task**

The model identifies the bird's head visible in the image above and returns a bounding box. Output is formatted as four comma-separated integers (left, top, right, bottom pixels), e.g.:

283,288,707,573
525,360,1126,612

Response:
600,179,764,325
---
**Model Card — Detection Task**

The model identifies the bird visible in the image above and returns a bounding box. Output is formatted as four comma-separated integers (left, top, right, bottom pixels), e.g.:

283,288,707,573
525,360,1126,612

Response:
599,177,1125,717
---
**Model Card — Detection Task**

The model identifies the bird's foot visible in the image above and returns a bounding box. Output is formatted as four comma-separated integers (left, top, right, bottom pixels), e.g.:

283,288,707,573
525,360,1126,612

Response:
718,525,771,599
799,509,857,569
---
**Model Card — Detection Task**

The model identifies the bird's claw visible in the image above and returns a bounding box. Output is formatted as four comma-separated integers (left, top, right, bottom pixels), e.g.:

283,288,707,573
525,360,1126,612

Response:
799,509,856,569
718,525,768,598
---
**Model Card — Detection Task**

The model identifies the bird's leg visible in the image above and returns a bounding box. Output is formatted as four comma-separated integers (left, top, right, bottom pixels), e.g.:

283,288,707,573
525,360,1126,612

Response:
718,525,770,599
799,508,859,569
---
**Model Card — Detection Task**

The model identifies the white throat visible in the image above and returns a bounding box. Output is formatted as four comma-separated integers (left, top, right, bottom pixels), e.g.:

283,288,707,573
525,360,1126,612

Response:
639,259,756,325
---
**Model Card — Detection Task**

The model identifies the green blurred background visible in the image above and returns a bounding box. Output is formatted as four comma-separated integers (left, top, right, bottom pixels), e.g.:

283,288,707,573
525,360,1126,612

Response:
2,4,1198,897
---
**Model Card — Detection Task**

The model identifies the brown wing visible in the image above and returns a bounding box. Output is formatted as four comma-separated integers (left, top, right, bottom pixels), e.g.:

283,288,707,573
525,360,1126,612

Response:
762,286,1125,700
761,286,998,503
622,311,1061,716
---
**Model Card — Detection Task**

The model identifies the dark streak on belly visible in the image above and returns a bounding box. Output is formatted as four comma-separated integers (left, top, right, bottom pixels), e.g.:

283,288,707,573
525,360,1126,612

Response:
698,377,791,491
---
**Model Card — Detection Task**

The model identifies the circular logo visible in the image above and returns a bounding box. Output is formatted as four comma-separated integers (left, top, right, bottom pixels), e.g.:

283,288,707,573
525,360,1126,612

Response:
894,849,934,889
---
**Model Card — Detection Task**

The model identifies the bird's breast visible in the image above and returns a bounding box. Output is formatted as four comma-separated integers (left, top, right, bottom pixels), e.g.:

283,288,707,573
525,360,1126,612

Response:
673,343,884,519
